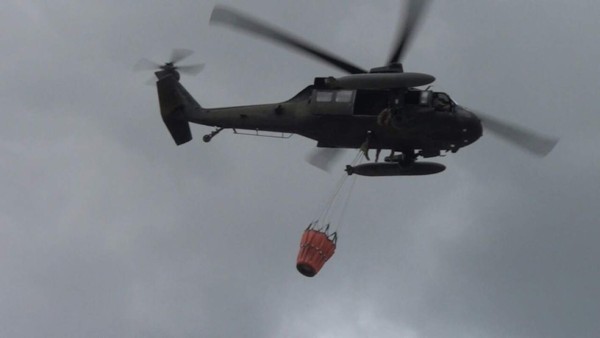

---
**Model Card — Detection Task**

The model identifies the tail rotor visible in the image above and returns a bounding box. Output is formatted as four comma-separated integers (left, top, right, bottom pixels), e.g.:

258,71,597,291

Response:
134,48,205,83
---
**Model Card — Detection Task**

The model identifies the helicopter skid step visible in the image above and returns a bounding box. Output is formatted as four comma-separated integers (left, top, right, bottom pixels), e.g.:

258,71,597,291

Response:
345,162,445,177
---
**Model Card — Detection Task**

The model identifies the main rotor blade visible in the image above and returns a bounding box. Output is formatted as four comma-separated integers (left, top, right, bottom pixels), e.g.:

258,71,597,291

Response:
388,0,432,64
210,5,367,74
133,58,161,72
306,148,346,172
177,63,205,76
170,49,194,64
466,107,559,157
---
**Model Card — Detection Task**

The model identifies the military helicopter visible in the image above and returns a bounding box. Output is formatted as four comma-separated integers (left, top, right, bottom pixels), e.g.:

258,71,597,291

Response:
135,1,558,176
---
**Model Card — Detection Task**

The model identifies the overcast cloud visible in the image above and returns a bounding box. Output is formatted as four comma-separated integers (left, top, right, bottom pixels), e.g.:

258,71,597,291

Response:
1,1,599,337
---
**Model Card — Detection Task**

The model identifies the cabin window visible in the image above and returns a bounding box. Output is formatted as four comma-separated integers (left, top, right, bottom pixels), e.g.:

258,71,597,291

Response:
420,91,432,106
316,91,334,102
335,90,353,103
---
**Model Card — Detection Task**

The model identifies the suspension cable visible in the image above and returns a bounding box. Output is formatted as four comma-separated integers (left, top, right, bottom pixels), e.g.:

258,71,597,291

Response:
320,151,363,229
315,151,363,224
316,174,347,229
335,174,358,233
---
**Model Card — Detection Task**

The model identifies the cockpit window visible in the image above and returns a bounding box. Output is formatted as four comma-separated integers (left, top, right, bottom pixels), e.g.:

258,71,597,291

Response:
335,90,353,103
316,91,334,102
433,92,453,112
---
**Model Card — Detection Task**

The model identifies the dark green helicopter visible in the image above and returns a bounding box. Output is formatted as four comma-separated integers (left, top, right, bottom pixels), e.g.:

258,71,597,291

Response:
135,1,558,176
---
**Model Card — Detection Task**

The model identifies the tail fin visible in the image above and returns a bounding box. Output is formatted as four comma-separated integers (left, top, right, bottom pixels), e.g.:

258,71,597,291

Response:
156,73,200,145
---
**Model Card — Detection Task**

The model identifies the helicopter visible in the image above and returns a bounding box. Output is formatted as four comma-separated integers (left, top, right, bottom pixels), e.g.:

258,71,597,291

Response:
135,1,558,176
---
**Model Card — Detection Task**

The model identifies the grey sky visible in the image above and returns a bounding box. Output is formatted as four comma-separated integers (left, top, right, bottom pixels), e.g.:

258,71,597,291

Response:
1,1,599,337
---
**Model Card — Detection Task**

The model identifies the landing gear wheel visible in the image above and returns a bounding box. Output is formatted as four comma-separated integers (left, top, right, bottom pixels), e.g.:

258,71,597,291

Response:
202,127,224,143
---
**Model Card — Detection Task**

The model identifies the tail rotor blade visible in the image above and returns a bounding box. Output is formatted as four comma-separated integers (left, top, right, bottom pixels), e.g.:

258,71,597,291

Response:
467,108,559,157
170,48,194,64
388,0,432,64
135,50,203,76
306,148,346,172
133,58,161,72
177,63,205,76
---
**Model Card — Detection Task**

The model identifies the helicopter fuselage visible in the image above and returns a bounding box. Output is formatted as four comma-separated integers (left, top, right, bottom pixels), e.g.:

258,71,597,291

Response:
178,79,482,157
147,3,556,172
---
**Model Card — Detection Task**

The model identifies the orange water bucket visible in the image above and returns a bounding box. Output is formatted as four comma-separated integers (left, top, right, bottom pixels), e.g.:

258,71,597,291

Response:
296,227,337,277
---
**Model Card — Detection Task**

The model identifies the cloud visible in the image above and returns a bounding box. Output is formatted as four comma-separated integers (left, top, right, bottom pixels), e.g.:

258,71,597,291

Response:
1,1,599,337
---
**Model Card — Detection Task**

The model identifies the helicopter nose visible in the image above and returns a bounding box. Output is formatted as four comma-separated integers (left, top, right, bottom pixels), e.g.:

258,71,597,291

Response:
456,106,483,144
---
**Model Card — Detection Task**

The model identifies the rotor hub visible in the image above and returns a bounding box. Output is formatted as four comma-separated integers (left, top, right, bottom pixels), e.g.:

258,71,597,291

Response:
161,62,176,70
